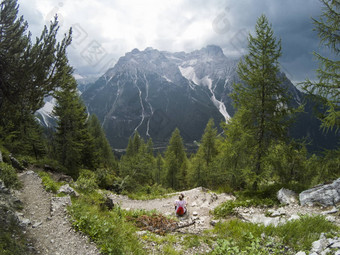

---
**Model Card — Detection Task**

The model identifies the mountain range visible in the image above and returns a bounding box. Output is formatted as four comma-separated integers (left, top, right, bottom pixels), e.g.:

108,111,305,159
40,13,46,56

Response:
37,45,338,152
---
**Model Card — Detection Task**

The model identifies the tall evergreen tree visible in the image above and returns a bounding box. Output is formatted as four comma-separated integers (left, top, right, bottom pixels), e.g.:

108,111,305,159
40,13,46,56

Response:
232,15,293,189
164,128,187,189
87,114,116,168
303,0,339,132
189,119,218,187
0,0,71,152
119,133,154,192
53,56,93,177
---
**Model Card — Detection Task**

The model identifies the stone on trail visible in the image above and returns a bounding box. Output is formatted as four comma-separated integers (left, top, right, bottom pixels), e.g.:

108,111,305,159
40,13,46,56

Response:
299,178,340,206
277,188,298,205
9,154,25,171
58,184,79,197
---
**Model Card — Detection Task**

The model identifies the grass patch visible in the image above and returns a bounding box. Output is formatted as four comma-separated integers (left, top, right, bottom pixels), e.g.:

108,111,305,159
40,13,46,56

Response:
212,215,339,253
0,162,21,189
213,198,276,218
68,194,146,255
0,207,34,255
123,184,175,200
37,171,63,193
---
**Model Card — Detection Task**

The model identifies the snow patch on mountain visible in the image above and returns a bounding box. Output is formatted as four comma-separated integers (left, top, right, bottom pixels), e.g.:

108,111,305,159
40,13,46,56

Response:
178,66,200,85
36,97,56,127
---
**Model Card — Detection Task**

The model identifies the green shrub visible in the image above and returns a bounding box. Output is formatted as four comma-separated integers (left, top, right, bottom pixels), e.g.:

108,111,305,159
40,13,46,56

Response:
213,198,276,218
68,196,145,255
0,162,21,189
95,168,116,189
38,171,62,193
126,184,174,200
267,215,339,251
35,158,67,173
75,169,98,193
212,215,339,253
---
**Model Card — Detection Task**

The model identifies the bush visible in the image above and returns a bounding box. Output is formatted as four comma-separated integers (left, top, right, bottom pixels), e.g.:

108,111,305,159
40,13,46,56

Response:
213,198,276,218
75,169,98,193
95,168,116,190
212,215,339,253
68,196,146,255
38,171,62,193
0,162,21,189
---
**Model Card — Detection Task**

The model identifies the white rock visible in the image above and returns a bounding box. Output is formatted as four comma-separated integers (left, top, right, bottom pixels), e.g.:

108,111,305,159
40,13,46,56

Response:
311,234,328,253
32,221,42,228
331,241,340,248
321,206,338,215
288,214,300,221
192,211,198,216
58,184,79,197
299,178,340,206
277,188,298,205
191,202,197,207
325,215,336,223
295,252,306,255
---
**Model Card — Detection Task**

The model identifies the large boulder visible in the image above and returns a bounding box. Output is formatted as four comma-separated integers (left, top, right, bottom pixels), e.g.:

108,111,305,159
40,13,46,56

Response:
9,155,25,171
299,178,340,206
277,188,298,205
58,184,79,197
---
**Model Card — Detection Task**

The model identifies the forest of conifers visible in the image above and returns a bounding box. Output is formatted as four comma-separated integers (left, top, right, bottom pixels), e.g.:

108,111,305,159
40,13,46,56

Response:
0,0,339,196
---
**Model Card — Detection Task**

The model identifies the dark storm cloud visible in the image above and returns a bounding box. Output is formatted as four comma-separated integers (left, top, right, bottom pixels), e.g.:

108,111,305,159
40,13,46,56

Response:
16,0,330,83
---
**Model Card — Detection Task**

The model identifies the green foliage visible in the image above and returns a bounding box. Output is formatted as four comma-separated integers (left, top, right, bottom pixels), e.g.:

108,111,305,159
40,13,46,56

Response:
87,115,117,168
0,211,34,255
53,67,95,178
303,0,340,132
188,119,218,188
125,184,174,200
68,195,146,255
75,169,98,193
0,162,21,189
0,0,71,154
311,148,340,184
212,215,338,253
164,128,188,190
267,215,338,251
119,132,155,192
231,15,297,190
38,171,62,193
263,141,311,185
213,198,276,218
34,157,67,173
95,168,116,190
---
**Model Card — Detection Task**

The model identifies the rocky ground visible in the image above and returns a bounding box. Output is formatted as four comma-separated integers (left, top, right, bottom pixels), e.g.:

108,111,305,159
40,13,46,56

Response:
109,187,236,234
15,170,100,255
2,168,339,255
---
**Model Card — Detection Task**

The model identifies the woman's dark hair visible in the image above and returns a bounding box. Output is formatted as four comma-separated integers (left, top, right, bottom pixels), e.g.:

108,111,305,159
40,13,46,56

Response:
179,193,184,200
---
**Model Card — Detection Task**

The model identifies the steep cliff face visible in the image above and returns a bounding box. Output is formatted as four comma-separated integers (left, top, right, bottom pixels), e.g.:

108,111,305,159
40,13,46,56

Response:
80,45,337,151
82,46,240,149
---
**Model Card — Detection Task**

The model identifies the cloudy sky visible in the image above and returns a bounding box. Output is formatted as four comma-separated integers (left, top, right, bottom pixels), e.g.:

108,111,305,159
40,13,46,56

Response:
17,0,330,84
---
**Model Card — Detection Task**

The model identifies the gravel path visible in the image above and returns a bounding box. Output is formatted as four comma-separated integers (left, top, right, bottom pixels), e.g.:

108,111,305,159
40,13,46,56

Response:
16,170,100,255
109,187,236,232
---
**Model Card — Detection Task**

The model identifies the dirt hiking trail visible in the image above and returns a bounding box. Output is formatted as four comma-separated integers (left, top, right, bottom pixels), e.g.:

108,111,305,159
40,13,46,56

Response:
109,187,236,232
16,170,100,255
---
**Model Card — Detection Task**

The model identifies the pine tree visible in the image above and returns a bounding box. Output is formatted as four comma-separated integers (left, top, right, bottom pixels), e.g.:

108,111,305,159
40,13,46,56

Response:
303,0,339,132
0,0,71,152
232,15,293,189
53,57,93,177
87,114,116,168
189,119,218,187
164,128,187,189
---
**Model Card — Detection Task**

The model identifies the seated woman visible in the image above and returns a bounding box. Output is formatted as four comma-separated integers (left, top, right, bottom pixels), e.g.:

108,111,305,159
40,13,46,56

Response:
174,193,187,216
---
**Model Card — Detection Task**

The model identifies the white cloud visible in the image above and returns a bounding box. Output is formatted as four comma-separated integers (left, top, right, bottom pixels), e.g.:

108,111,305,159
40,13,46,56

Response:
17,0,324,82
